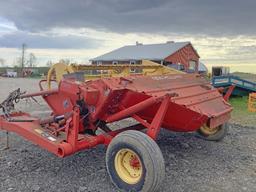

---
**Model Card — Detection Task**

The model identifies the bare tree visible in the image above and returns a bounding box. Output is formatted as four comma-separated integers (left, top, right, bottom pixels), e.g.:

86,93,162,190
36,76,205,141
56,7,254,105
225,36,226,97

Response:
28,53,37,67
46,60,53,67
59,59,70,65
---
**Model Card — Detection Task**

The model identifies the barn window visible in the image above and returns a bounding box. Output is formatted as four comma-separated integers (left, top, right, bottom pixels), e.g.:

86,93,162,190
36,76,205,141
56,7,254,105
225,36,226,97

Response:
130,60,136,72
112,61,118,65
96,61,103,74
178,63,185,71
189,60,196,72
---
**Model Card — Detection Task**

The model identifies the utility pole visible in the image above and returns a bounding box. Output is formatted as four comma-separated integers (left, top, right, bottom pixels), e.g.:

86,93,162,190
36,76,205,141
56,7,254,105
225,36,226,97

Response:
21,43,26,77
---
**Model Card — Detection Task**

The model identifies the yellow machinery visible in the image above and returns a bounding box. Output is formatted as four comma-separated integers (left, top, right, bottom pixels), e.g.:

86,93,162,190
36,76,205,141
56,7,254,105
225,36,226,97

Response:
47,60,184,89
248,93,256,112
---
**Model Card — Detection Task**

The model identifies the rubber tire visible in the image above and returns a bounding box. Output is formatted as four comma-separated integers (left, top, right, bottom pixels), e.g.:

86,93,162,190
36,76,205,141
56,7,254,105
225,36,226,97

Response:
106,130,165,192
197,123,229,141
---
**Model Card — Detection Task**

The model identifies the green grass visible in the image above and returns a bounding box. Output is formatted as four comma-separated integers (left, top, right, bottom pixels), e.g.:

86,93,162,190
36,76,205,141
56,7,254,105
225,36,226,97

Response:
229,96,256,126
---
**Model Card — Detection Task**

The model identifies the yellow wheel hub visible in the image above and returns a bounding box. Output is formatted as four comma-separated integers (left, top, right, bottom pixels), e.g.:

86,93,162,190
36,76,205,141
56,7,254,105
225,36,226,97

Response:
114,148,143,184
200,124,220,135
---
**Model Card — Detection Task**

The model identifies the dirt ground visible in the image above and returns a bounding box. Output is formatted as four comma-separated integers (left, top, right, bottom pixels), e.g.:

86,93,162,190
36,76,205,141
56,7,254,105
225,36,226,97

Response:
0,77,256,192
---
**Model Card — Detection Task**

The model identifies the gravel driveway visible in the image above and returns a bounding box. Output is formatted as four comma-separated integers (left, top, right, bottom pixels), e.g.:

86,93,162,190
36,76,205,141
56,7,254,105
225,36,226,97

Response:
0,77,255,192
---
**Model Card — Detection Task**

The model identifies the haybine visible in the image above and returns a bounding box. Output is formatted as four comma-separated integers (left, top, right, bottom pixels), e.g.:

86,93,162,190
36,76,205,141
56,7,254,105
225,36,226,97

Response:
46,60,184,89
0,72,232,191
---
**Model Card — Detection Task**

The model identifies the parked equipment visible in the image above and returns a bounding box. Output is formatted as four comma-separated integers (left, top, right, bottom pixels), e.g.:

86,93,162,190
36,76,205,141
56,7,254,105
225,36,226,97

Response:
47,60,184,89
211,66,256,96
212,75,256,96
0,73,232,192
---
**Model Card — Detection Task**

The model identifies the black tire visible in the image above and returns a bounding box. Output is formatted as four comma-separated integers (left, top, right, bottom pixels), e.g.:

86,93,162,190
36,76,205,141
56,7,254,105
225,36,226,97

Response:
106,130,165,192
197,123,229,141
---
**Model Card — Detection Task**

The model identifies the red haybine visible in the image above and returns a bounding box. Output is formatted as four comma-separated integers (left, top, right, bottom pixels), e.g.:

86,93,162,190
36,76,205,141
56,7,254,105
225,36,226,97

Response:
0,73,232,192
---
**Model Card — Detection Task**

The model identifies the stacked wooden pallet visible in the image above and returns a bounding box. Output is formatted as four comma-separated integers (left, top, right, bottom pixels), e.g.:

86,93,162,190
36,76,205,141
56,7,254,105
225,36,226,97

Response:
248,93,256,112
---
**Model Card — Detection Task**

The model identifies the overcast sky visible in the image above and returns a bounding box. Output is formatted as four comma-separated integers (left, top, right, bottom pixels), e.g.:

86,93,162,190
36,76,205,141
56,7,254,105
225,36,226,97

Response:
0,0,255,66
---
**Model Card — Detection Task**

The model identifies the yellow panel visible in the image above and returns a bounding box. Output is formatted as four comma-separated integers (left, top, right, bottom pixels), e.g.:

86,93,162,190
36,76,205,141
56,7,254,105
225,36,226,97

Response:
47,60,184,89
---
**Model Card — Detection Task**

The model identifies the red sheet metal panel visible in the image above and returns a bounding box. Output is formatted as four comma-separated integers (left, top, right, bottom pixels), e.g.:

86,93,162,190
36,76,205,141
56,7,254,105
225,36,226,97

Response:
47,73,232,132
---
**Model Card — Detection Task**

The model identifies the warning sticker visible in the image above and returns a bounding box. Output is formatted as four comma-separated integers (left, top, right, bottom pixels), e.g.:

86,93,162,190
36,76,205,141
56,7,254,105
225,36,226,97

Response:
34,129,57,142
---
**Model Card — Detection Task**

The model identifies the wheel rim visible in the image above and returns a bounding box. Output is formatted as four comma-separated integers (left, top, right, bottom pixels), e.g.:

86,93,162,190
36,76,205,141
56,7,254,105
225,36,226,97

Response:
114,148,143,184
200,124,220,135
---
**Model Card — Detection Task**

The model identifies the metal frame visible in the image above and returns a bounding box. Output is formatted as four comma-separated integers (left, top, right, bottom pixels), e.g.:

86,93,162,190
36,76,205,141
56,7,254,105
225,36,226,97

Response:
0,73,232,158
0,96,169,157
0,84,172,156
